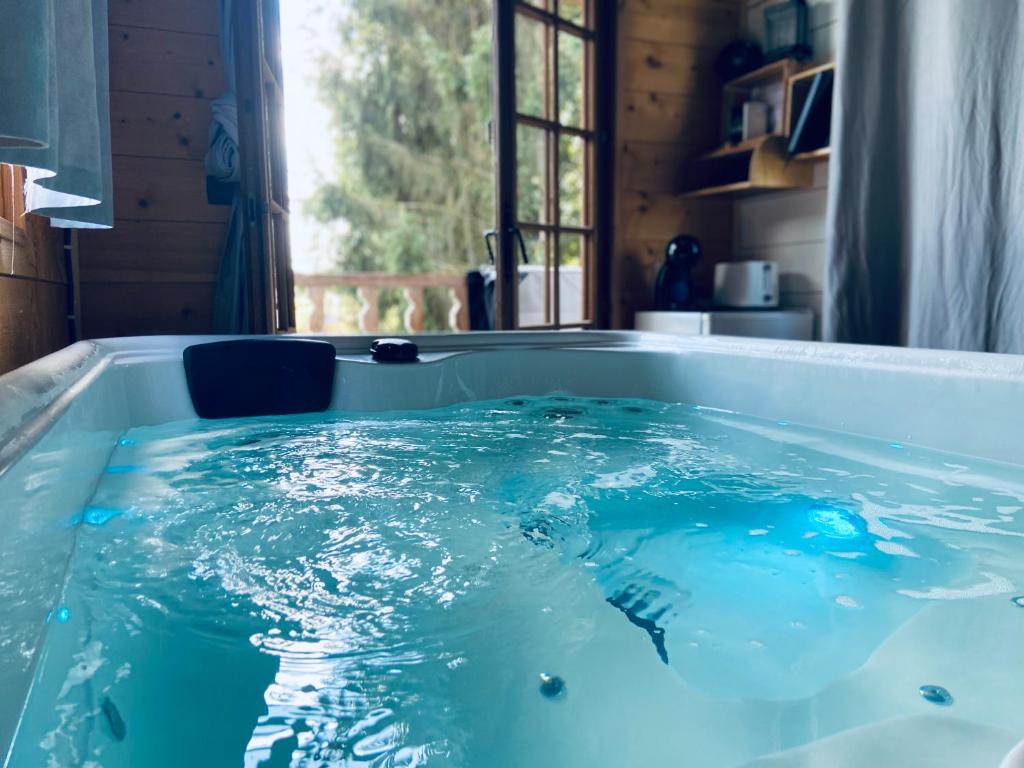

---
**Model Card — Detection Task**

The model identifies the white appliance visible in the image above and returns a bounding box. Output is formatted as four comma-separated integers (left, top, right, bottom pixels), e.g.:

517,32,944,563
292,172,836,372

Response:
635,309,814,341
714,261,779,308
741,101,768,141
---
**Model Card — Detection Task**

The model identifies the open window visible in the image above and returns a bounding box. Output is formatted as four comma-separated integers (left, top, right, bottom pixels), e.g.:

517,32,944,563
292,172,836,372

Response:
492,0,613,330
234,0,295,333
261,0,612,334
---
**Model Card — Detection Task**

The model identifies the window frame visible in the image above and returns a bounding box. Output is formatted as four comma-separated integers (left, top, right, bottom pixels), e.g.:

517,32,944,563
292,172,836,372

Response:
493,0,614,330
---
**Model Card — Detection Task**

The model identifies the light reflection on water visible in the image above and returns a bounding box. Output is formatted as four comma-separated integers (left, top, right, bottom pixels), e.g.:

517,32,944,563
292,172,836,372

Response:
10,396,1024,767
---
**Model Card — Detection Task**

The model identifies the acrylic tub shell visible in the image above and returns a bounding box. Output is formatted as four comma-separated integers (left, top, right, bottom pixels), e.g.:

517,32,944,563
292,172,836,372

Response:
2,331,1023,765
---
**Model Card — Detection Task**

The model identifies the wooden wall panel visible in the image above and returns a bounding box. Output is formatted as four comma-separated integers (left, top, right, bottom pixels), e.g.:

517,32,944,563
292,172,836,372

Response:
0,278,68,374
78,3,228,339
112,156,229,223
108,0,220,35
619,0,737,48
619,190,732,245
79,282,215,338
109,25,224,99
619,91,715,145
620,41,719,96
78,221,223,277
0,210,69,375
613,0,741,328
109,91,212,161
0,217,65,283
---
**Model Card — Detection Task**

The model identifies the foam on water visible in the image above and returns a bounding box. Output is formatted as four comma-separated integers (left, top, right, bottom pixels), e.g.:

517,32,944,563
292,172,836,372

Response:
10,396,1024,767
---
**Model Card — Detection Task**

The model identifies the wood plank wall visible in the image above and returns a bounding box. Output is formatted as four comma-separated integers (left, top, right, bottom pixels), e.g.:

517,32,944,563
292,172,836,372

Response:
0,165,69,374
733,0,837,337
77,0,229,338
613,0,741,328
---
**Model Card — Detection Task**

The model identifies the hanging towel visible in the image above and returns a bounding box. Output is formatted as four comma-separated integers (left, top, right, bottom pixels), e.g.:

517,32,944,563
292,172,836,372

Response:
205,93,240,184
0,0,113,229
206,0,239,183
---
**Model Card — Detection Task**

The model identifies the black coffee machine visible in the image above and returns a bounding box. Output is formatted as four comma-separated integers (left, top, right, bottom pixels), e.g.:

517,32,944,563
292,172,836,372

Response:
653,235,701,311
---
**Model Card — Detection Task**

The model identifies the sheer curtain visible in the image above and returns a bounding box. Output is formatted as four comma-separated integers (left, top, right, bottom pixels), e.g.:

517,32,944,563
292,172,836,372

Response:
825,0,1024,352
0,0,112,229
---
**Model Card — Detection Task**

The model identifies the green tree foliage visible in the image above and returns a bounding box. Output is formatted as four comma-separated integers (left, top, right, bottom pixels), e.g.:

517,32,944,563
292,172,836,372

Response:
305,1,587,329
309,0,495,281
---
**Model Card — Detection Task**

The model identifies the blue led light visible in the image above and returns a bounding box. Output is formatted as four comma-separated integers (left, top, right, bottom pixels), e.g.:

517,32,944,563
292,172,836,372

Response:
889,442,904,450
808,505,864,539
106,465,140,474
83,506,123,526
56,607,70,624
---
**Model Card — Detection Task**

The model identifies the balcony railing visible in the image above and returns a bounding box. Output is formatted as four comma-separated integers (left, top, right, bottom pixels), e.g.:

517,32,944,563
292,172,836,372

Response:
295,273,469,333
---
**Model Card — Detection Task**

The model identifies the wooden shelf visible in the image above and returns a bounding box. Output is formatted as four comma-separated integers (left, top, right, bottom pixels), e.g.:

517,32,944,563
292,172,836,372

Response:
792,146,830,162
676,58,832,198
681,135,813,198
789,61,835,86
696,134,784,161
724,58,799,90
720,58,799,151
683,181,759,198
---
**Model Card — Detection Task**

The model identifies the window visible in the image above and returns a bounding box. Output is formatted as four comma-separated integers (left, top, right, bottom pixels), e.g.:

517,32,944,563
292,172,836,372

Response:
494,0,612,329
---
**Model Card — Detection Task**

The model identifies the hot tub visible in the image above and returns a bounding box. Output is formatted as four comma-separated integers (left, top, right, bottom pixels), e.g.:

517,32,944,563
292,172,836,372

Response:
2,332,1023,767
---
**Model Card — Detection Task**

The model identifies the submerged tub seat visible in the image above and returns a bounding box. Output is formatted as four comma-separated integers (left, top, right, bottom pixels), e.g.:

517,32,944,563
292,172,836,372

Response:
3,332,1024,767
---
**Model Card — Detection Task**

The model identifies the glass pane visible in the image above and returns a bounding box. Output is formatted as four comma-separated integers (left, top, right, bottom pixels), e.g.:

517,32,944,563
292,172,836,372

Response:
517,124,548,223
558,32,585,127
558,235,586,325
517,229,550,327
515,13,547,119
558,135,586,226
558,0,586,26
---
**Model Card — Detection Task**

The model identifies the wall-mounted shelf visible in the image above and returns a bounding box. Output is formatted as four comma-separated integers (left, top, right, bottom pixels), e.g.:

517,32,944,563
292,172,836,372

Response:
680,135,813,198
724,58,798,90
679,58,835,198
722,58,799,143
697,135,783,160
791,146,830,162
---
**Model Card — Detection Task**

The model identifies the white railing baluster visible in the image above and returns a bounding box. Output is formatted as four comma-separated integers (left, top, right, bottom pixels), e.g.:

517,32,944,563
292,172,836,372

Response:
309,286,325,332
357,286,379,333
403,287,424,333
295,273,468,333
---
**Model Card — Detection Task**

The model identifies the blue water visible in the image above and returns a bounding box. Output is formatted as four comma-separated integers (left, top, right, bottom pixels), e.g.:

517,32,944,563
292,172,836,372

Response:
10,397,1024,767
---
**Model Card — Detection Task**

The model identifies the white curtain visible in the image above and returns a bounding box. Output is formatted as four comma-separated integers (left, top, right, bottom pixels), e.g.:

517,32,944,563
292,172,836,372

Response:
0,0,113,229
825,0,1024,352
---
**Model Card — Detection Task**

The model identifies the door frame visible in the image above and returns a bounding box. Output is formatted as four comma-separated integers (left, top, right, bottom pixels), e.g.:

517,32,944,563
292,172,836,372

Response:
234,0,295,334
491,0,615,330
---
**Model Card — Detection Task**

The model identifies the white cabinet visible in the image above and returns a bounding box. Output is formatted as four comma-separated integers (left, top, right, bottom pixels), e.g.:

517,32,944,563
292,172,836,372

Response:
635,310,814,341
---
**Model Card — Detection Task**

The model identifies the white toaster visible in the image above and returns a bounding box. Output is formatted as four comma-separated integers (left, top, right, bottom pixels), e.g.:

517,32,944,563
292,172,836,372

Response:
713,261,779,308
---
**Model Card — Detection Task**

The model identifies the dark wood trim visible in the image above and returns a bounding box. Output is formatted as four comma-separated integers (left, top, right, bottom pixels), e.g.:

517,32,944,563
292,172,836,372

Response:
493,0,519,330
233,1,274,333
592,0,615,329
519,222,593,235
550,3,561,326
495,0,613,330
232,0,294,333
516,2,593,40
